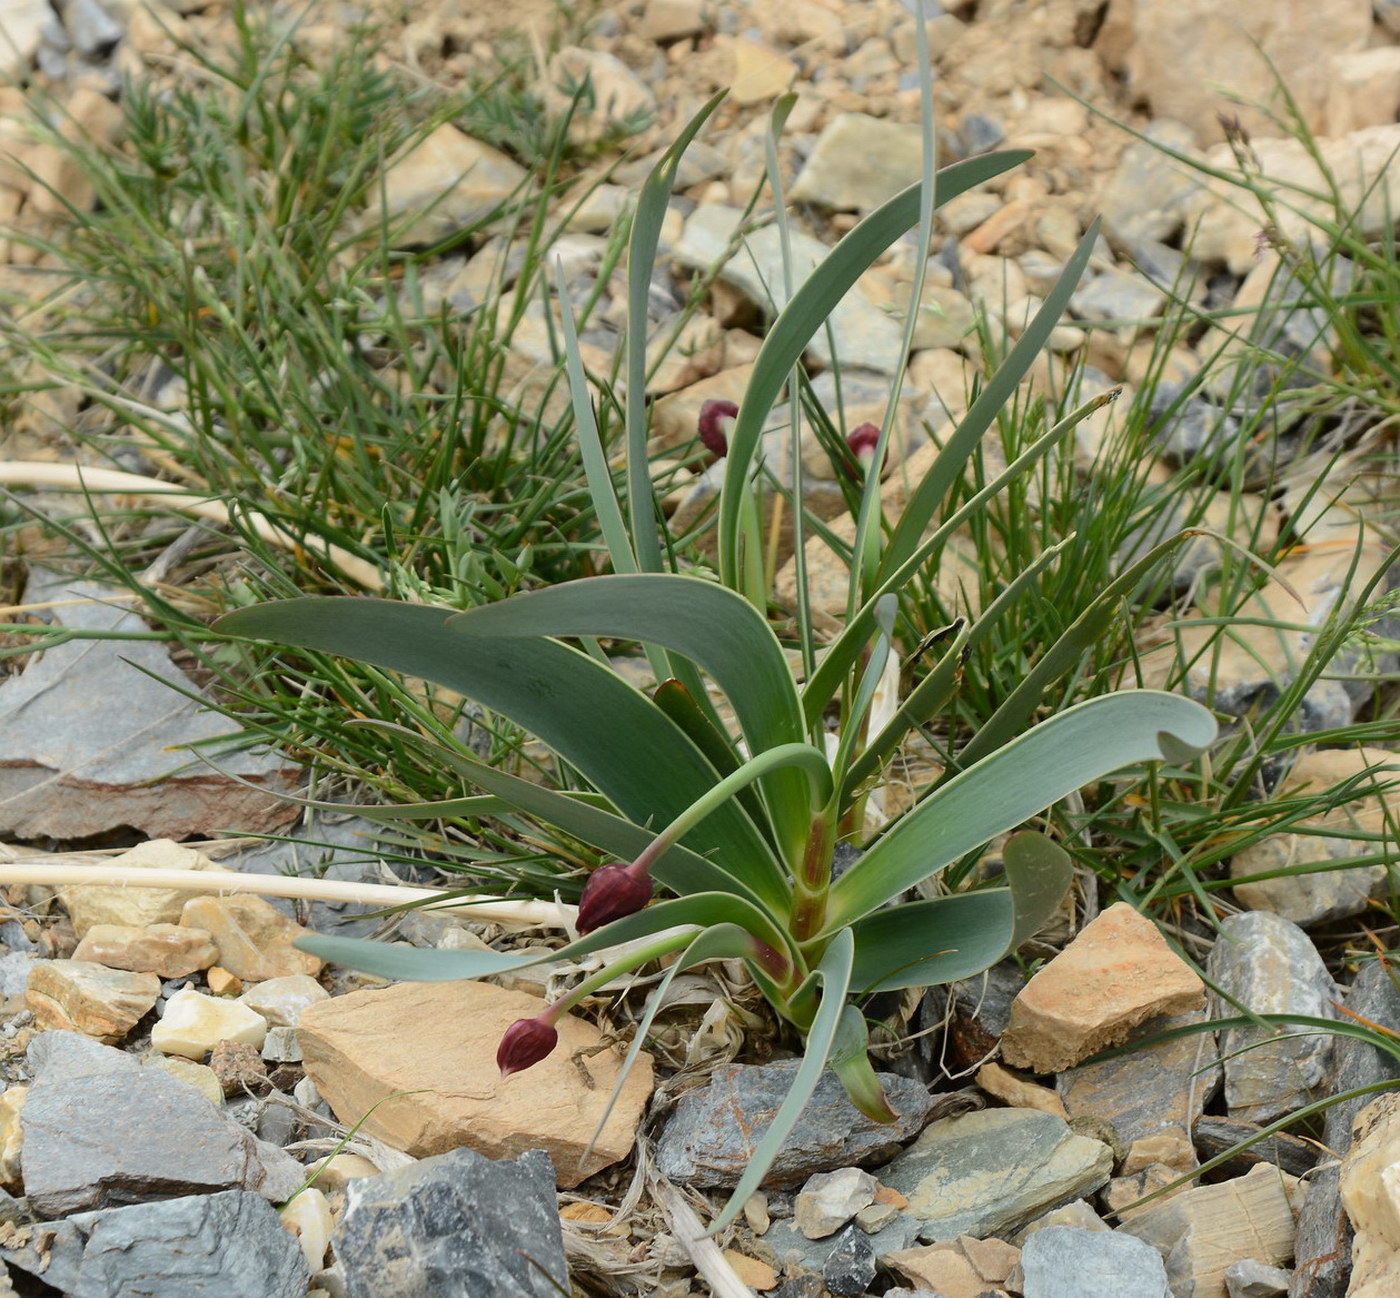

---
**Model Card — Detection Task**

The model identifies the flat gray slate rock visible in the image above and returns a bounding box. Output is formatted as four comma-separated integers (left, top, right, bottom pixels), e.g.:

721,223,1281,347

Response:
21,1031,302,1217
1206,910,1338,1125
879,1108,1113,1243
655,1060,934,1189
333,1147,567,1298
1020,1226,1171,1298
0,1190,309,1297
0,570,299,839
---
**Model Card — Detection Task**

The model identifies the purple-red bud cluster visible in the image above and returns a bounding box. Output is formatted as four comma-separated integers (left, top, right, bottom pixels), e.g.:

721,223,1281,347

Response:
576,861,654,935
697,399,738,458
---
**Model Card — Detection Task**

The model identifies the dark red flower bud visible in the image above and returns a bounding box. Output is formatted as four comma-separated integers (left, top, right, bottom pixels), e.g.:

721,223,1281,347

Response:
847,423,880,458
576,862,653,935
697,399,738,458
496,1016,559,1078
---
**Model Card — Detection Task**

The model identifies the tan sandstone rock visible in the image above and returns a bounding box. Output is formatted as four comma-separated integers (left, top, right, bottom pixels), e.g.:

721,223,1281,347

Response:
180,895,323,983
26,960,160,1044
59,839,231,937
71,922,218,979
297,979,653,1189
1000,902,1205,1074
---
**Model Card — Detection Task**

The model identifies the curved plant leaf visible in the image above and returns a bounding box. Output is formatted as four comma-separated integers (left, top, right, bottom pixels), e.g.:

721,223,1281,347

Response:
846,831,1071,994
295,890,800,984
708,926,856,1234
827,1004,896,1122
826,691,1217,927
444,575,811,862
352,720,774,908
216,598,788,910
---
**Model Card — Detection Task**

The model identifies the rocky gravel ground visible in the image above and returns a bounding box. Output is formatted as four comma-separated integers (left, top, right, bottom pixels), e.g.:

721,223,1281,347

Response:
4,0,1400,1296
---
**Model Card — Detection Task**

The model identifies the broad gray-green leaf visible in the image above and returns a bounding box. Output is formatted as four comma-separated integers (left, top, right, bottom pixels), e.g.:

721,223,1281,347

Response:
444,575,811,862
718,150,1032,588
826,691,1217,926
708,927,856,1234
849,891,1012,993
354,720,774,908
295,890,796,983
215,599,787,910
827,1004,895,1121
1004,830,1074,949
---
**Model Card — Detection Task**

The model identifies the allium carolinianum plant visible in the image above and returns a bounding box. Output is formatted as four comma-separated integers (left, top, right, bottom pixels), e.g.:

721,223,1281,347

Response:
217,93,1218,1229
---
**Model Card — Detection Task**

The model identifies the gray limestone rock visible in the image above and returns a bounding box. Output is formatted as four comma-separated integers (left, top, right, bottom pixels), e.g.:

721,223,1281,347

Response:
1057,1011,1219,1167
1148,386,1243,470
64,0,123,58
1227,1257,1292,1296
0,1189,309,1297
822,1224,877,1296
1099,119,1204,245
212,808,389,936
1070,268,1167,326
654,1060,934,1189
1206,911,1338,1125
878,1108,1113,1243
0,570,299,839
21,1031,302,1217
1193,1116,1318,1179
761,1212,922,1274
794,1167,877,1239
0,0,50,79
333,1147,567,1298
789,113,926,211
1020,1226,1172,1298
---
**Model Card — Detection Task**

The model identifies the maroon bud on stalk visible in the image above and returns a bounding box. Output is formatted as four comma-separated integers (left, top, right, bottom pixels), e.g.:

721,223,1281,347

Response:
697,399,738,458
576,861,654,935
496,1015,559,1078
847,423,880,459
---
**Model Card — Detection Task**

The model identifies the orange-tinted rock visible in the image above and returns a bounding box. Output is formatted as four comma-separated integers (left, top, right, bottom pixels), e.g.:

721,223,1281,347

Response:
180,896,322,982
1000,903,1204,1074
26,960,160,1044
297,980,652,1189
71,923,218,979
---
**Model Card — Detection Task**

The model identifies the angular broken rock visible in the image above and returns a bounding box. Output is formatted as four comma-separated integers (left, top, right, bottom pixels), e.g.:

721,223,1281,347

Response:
1000,902,1205,1074
878,1107,1113,1243
794,1167,878,1240
71,922,219,979
1057,1010,1219,1173
333,1148,567,1298
654,1058,933,1189
180,894,323,982
20,1030,301,1217
886,1233,1021,1296
25,959,160,1044
297,979,651,1189
354,124,527,246
789,113,926,211
1119,1164,1301,1298
1293,958,1400,1297
673,203,905,374
1338,1093,1400,1297
1206,910,1337,1124
0,1189,310,1298
1019,1225,1171,1298
0,572,300,839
